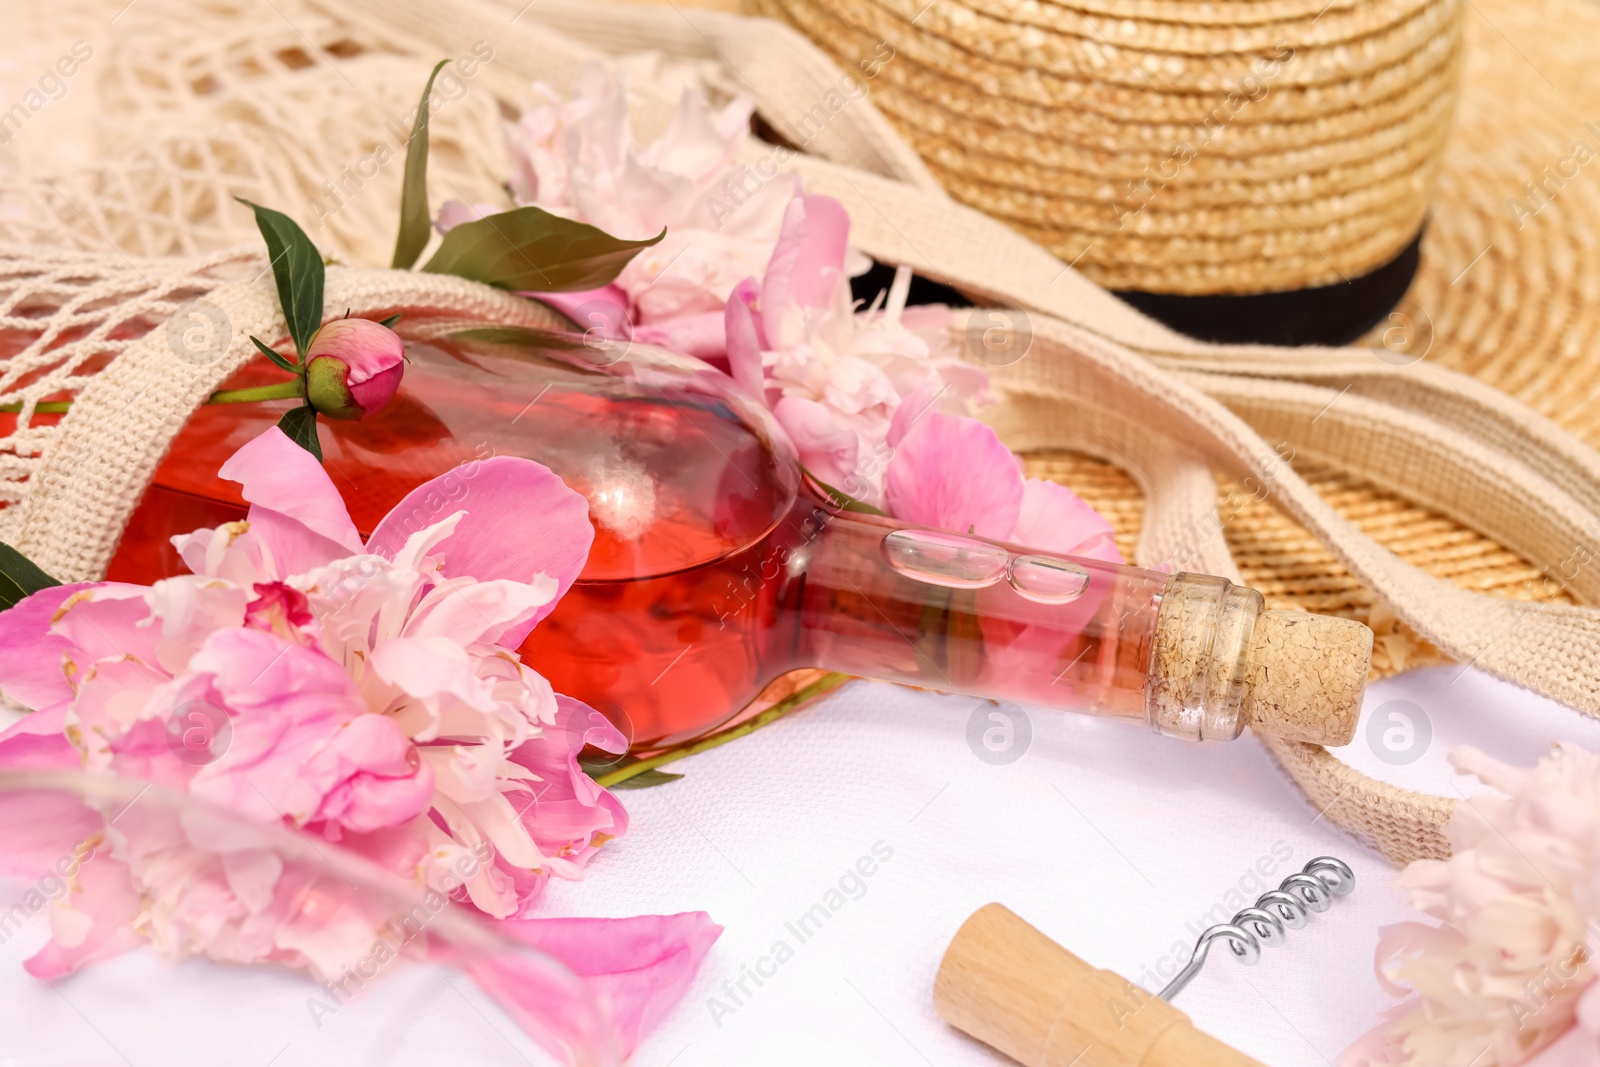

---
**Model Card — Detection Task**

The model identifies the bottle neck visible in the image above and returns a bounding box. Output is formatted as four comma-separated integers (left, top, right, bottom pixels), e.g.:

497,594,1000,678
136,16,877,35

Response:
779,489,1184,732
1143,574,1262,742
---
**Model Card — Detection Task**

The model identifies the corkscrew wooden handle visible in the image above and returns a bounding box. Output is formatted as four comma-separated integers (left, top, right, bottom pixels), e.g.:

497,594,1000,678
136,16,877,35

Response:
934,904,1264,1067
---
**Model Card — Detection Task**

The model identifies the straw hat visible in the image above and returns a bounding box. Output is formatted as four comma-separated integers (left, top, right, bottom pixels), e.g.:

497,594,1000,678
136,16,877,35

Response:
749,0,1600,367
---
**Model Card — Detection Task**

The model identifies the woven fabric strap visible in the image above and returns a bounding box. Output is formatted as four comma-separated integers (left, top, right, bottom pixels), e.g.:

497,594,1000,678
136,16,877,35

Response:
11,0,1600,863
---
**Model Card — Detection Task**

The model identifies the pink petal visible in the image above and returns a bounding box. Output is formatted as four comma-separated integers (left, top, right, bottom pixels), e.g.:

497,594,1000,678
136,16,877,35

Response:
335,820,435,881
402,577,560,653
48,583,159,668
532,285,633,341
973,484,1120,707
1335,1008,1418,1067
885,414,1022,539
0,582,94,709
1579,979,1600,1034
243,581,317,645
773,396,859,493
435,199,499,234
1011,479,1123,564
23,847,142,981
1370,921,1466,997
366,458,593,634
646,88,747,180
219,427,364,561
761,195,849,345
901,304,959,351
634,310,729,360
489,912,722,1057
370,635,498,713
886,381,942,448
1526,1024,1600,1067
448,939,620,1063
0,702,81,775
505,695,627,896
184,629,427,830
311,715,436,834
723,276,764,398
0,765,102,880
240,508,370,586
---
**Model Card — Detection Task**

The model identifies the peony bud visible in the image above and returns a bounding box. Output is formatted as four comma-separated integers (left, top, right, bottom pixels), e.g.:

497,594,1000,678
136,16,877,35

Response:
304,318,405,420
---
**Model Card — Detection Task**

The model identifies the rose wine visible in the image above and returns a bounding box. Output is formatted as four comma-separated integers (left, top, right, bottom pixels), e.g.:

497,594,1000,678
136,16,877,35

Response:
104,323,1371,750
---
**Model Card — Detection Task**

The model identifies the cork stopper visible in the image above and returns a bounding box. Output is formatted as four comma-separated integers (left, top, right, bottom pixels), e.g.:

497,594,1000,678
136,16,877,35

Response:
1146,574,1372,747
1243,610,1372,747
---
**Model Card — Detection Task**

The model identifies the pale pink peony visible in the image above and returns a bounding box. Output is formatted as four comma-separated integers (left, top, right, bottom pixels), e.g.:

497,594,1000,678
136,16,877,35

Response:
0,428,719,1054
725,194,988,510
438,61,794,353
1341,744,1600,1067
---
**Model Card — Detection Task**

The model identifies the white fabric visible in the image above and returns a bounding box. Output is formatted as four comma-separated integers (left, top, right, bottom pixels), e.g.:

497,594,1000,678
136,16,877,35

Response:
3,666,1594,1066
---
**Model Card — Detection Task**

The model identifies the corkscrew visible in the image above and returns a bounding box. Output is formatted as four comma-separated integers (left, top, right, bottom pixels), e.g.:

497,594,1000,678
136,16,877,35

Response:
1155,856,1355,1002
935,857,1359,1067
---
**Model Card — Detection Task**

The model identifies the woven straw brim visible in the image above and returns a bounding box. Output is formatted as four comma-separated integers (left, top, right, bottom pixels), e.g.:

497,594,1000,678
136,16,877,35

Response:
1377,0,1600,445
751,0,1464,293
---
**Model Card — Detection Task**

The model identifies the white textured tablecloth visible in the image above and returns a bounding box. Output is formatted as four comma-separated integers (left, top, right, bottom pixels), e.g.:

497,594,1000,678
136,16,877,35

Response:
4,665,1597,1067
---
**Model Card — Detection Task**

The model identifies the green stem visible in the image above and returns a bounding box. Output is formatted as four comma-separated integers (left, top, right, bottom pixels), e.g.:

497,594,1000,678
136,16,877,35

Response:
207,380,304,405
594,672,853,788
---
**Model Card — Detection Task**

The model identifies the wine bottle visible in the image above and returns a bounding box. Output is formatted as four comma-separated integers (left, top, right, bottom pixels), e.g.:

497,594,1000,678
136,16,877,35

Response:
106,323,1372,751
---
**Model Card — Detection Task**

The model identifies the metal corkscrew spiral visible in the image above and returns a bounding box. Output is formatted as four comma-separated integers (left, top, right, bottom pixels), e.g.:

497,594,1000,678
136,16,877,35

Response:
1156,856,1355,1002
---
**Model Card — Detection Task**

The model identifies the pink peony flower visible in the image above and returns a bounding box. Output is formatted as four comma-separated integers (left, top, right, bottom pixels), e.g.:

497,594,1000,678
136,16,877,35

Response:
886,414,1024,540
884,413,1120,563
882,411,1123,702
0,427,720,1054
304,317,405,420
1341,744,1600,1067
438,61,795,353
725,194,988,510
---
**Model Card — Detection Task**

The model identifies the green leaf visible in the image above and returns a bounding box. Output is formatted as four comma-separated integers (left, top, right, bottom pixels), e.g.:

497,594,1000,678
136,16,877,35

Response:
422,206,664,292
608,768,685,790
277,405,322,462
378,313,403,329
391,60,450,271
577,753,683,789
0,540,61,611
803,467,887,515
579,753,628,777
250,335,299,374
236,197,325,358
